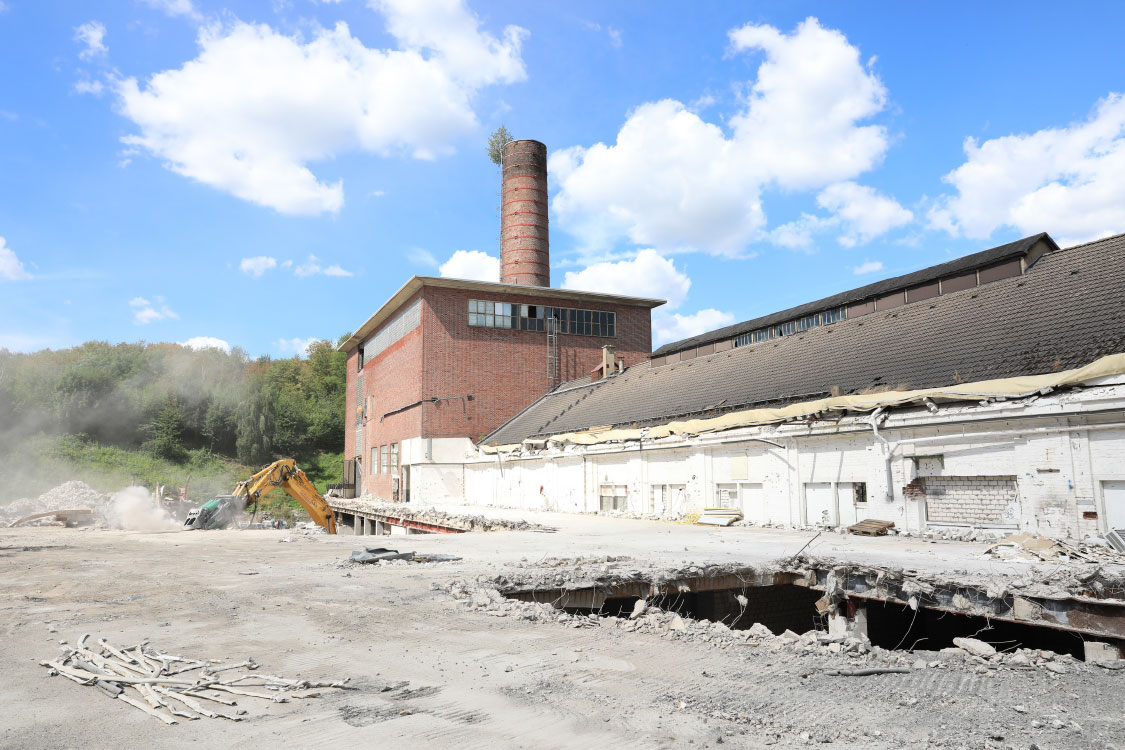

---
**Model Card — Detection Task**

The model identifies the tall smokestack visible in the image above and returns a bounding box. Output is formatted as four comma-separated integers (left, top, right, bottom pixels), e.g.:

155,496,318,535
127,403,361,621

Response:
500,139,550,287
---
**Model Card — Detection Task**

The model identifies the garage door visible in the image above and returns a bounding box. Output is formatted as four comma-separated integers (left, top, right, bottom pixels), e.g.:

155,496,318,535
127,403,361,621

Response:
805,483,835,526
1104,480,1125,532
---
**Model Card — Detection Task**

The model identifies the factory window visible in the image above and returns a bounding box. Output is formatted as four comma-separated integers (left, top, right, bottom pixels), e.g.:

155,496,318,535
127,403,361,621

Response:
599,484,628,512
852,482,868,504
774,321,796,337
380,445,389,473
733,306,847,349
371,447,378,474
468,299,615,337
390,443,399,472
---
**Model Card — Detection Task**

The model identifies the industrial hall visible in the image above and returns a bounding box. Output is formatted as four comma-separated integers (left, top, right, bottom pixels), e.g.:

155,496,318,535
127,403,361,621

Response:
341,141,1125,539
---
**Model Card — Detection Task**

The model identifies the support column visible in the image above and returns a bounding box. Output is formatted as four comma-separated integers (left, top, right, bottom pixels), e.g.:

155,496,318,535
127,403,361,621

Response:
363,517,373,535
353,515,363,535
849,602,869,640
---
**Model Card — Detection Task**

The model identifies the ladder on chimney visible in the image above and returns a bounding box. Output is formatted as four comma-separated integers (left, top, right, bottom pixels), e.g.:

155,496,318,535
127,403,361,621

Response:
546,315,559,390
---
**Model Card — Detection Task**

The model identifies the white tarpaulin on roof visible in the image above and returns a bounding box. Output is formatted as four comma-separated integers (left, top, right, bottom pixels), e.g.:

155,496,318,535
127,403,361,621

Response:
479,352,1125,454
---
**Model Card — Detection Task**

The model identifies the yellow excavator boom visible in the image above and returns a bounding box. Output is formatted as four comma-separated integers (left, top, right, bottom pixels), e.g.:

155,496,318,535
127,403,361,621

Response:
232,458,337,534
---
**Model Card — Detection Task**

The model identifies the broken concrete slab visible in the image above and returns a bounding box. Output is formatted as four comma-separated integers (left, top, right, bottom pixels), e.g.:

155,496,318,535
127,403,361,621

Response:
952,637,997,658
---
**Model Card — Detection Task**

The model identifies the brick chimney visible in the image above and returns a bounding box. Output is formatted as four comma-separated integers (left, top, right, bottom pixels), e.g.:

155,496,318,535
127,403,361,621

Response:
500,140,549,287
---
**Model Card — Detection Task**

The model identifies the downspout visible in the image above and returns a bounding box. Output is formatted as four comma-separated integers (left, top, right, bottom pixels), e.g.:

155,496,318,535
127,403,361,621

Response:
867,407,894,503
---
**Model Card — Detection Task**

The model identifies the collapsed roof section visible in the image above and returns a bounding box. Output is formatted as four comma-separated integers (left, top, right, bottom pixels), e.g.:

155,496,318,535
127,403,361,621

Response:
482,232,1125,447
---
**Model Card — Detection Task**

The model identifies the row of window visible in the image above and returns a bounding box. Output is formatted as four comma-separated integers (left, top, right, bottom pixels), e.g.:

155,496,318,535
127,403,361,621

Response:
467,299,616,337
370,443,399,474
733,306,846,347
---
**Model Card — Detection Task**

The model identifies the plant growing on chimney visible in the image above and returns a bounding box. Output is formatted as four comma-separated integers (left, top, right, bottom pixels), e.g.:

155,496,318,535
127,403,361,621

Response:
487,125,513,166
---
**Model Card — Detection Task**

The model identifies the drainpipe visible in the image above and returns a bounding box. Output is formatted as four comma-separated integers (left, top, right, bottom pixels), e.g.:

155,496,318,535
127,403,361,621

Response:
867,407,894,503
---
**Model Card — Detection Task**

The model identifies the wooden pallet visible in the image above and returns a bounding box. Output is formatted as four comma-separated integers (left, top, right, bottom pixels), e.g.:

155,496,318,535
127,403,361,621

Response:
847,519,895,536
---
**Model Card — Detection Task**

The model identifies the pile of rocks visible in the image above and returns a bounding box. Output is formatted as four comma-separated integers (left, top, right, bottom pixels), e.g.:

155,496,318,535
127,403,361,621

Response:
1,481,110,526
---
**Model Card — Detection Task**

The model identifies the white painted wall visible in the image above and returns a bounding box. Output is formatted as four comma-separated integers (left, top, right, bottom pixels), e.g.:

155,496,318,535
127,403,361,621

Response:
458,388,1125,538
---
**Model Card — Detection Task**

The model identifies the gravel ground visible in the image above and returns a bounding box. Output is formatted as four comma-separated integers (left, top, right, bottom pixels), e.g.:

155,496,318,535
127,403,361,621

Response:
0,513,1121,749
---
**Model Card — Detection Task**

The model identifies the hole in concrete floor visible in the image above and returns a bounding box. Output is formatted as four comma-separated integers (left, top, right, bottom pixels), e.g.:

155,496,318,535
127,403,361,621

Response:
515,584,824,635
507,583,1117,660
864,600,1096,660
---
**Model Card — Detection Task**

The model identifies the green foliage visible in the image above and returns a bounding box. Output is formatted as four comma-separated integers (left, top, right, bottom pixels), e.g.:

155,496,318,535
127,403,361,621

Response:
0,338,348,490
143,396,187,462
487,124,513,166
3,433,250,502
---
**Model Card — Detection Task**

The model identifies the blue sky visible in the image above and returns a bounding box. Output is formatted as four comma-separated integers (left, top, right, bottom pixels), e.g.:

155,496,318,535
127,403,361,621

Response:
2,1,1125,357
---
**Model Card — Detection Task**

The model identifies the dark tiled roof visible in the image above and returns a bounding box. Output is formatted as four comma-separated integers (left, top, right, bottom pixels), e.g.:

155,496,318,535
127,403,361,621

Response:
484,233,1125,445
651,233,1056,357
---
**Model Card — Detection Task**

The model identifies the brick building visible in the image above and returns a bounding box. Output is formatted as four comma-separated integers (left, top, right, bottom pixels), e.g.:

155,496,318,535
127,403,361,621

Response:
338,140,663,501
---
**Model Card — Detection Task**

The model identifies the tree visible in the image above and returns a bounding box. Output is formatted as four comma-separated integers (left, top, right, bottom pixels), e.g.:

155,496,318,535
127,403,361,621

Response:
143,397,187,462
487,125,513,166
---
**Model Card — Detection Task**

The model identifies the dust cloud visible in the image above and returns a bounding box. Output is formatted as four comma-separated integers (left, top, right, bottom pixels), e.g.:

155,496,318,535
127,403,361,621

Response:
105,487,181,532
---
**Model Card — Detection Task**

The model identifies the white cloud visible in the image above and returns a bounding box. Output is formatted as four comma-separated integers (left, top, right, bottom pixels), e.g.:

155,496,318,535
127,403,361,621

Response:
438,249,498,281
240,255,278,278
294,254,353,277
180,336,230,352
408,247,438,268
131,296,178,324
551,101,763,256
929,93,1125,245
561,249,735,347
768,214,834,250
116,1,527,215
852,260,883,275
277,336,319,356
0,3,9,14
654,309,736,346
75,21,108,60
562,249,690,307
726,18,888,191
74,79,105,96
816,181,912,247
140,0,202,20
0,237,32,281
552,17,888,256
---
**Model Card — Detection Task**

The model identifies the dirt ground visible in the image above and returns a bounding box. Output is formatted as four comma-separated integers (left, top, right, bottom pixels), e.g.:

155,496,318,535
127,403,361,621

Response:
1,511,1122,749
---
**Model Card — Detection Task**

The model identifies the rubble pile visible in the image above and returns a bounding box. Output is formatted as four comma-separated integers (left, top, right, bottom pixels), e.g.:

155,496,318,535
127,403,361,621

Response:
346,500,548,532
985,531,1125,563
40,634,349,725
2,481,110,527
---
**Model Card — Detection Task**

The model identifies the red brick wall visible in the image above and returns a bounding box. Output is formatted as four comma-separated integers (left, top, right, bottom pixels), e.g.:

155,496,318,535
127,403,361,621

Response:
352,291,425,497
421,286,652,442
344,284,654,496
344,349,360,461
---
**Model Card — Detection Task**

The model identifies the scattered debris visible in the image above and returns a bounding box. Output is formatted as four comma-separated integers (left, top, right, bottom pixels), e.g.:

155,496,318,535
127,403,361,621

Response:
696,508,743,526
1,482,109,527
985,531,1124,562
345,546,463,565
39,634,349,724
335,500,551,533
9,509,95,528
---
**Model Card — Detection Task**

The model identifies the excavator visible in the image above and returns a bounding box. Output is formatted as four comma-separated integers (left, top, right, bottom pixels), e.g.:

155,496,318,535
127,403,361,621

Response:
183,459,338,534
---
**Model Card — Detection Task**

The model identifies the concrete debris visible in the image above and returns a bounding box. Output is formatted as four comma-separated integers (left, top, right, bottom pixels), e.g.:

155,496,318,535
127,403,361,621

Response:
953,637,997,658
985,531,1124,563
341,499,548,532
344,547,463,566
2,481,110,527
39,634,348,725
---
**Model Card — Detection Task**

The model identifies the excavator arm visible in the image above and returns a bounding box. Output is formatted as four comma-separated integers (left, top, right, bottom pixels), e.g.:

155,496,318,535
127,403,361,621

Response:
233,459,338,534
